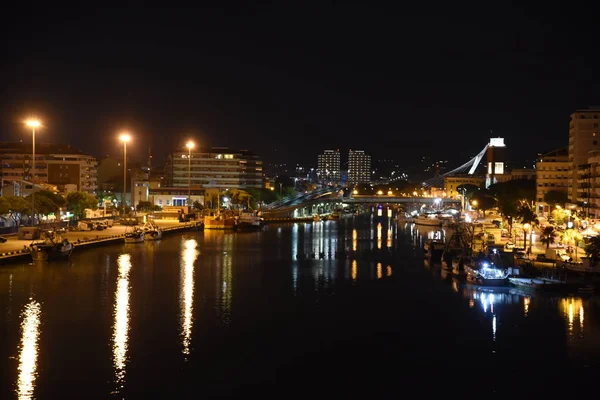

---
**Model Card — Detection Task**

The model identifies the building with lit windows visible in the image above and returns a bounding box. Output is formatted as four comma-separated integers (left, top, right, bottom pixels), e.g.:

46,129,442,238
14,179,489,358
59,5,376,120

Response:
486,138,506,188
164,147,263,190
568,107,600,206
317,149,340,184
0,142,98,194
535,147,569,215
348,149,371,185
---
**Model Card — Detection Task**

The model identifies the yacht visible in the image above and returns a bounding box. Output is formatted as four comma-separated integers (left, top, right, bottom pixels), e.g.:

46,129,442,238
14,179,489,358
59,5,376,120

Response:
465,258,509,286
414,214,442,227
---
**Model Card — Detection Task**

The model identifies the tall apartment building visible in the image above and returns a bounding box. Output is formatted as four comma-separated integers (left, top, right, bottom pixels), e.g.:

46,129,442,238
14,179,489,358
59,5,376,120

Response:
347,149,371,185
165,147,263,190
535,147,569,215
485,138,506,188
568,107,600,205
317,149,340,184
0,142,98,194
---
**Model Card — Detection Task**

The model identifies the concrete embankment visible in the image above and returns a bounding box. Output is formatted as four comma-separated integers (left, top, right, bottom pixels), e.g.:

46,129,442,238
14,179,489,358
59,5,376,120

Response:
0,221,199,265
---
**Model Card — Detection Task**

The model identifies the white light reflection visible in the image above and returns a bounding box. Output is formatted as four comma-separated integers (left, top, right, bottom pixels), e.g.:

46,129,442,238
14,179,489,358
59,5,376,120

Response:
180,239,199,358
492,315,497,342
113,253,132,393
387,226,393,248
17,299,41,400
580,305,584,330
523,297,530,317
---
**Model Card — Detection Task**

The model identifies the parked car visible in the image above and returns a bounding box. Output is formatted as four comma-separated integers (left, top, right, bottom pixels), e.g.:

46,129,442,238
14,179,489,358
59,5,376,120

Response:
0,236,7,243
505,241,515,250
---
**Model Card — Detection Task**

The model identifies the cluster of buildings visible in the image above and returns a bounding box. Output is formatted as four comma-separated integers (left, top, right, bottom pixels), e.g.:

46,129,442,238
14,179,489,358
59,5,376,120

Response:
0,142,264,210
316,149,372,185
441,107,600,219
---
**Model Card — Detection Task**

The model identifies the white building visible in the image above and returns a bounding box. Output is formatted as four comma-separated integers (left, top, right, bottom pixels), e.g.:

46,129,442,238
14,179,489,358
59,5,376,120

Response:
348,149,371,185
317,149,341,184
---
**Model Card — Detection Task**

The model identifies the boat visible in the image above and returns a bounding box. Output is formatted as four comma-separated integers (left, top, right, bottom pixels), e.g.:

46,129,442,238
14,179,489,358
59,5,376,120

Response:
124,227,145,243
465,258,509,286
424,239,445,262
204,214,236,230
28,230,74,261
414,214,442,227
508,277,566,292
235,211,263,231
141,221,163,240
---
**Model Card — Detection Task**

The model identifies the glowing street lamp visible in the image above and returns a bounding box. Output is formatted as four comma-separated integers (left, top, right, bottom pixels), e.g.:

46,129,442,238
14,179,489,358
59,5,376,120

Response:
119,133,131,213
25,119,41,225
186,141,194,206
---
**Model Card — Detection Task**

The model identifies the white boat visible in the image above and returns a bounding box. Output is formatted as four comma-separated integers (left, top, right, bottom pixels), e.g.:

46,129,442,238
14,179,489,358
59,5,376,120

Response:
235,211,263,231
142,221,163,240
508,277,566,292
465,258,509,286
415,214,442,226
124,228,145,243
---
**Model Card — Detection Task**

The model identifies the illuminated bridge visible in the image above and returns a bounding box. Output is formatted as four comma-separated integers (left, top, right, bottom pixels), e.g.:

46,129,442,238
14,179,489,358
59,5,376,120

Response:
421,141,491,188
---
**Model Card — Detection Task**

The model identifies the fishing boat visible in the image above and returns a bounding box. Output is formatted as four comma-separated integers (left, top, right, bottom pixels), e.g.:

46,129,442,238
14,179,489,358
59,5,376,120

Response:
465,258,509,286
414,214,442,227
235,211,263,231
144,224,162,240
204,214,236,230
28,230,74,261
451,255,472,277
508,277,566,292
124,227,145,243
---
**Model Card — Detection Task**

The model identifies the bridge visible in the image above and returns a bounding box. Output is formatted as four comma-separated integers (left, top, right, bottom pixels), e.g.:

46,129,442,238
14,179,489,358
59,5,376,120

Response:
262,138,492,219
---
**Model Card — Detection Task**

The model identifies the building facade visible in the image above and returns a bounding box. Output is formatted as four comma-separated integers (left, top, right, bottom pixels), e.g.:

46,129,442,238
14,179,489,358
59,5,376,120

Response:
568,107,600,205
0,142,98,194
347,149,371,185
485,138,506,188
317,149,341,184
535,147,569,215
165,147,263,190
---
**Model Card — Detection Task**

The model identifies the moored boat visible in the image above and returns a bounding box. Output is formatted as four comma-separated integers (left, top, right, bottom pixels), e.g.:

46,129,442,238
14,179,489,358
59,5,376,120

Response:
204,215,236,230
235,211,263,231
465,258,509,286
414,214,442,227
124,228,145,243
28,232,74,261
424,239,445,262
508,277,566,292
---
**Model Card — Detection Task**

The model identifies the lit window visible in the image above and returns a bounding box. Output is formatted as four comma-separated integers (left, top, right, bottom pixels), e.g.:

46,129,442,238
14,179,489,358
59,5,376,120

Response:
495,162,504,174
488,162,492,174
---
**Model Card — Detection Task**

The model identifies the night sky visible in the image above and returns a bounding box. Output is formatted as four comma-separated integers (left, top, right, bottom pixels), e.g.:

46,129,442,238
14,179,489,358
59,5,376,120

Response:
1,3,598,170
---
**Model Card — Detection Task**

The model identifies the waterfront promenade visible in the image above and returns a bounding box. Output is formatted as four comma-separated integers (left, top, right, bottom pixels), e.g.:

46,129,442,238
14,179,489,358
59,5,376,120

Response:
0,220,193,262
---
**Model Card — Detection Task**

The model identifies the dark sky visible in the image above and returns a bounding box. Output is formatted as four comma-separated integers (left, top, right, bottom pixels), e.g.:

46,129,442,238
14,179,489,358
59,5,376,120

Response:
1,3,598,170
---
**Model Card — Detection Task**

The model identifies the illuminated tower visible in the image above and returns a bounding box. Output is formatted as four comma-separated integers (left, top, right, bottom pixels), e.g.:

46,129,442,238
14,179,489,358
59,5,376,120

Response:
486,137,506,188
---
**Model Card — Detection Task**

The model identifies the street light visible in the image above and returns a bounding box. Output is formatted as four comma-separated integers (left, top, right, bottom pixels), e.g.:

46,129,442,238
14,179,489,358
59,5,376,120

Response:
25,119,41,226
186,141,194,207
120,133,131,214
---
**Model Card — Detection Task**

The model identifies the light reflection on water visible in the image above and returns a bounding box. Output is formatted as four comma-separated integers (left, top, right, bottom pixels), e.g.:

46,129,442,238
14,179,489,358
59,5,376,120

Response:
17,299,41,400
112,253,132,394
180,239,199,358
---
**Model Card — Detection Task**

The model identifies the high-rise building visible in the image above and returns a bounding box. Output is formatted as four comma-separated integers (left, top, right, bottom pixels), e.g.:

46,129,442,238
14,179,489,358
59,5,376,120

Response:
0,142,98,194
165,147,263,190
317,149,340,184
568,107,600,205
348,149,371,185
535,147,569,215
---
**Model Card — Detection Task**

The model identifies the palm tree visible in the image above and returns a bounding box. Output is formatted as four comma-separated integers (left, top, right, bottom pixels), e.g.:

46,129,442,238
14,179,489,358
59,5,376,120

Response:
518,203,538,253
584,236,600,265
540,226,556,249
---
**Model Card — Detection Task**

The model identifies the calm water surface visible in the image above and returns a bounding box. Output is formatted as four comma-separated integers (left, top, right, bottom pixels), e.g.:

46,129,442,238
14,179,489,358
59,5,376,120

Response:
1,215,600,399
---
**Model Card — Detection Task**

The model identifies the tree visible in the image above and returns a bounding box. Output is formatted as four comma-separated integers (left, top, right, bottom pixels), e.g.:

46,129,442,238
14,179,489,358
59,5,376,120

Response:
584,236,600,265
136,201,153,211
192,200,204,211
540,226,556,249
488,179,536,204
66,191,98,220
562,229,583,261
471,192,497,216
30,190,66,219
543,190,568,208
0,196,30,225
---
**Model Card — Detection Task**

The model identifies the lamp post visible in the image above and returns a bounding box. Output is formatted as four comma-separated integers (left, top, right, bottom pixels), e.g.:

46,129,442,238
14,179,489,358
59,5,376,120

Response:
120,133,131,215
524,223,530,253
25,119,41,226
186,141,194,208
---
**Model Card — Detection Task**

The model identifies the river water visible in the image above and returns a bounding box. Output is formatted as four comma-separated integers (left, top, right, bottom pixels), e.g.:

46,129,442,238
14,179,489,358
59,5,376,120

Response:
1,215,599,399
